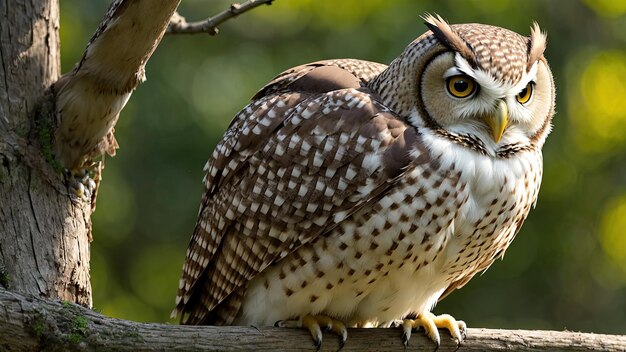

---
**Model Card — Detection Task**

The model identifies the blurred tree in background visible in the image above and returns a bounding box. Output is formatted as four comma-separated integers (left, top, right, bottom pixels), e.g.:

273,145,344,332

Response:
59,0,626,333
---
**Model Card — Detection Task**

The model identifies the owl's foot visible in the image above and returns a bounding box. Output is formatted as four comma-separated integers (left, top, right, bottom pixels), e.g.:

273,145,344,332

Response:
275,314,348,350
401,312,466,348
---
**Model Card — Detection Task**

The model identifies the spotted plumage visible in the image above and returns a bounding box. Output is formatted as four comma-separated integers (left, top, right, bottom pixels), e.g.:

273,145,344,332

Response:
173,15,555,347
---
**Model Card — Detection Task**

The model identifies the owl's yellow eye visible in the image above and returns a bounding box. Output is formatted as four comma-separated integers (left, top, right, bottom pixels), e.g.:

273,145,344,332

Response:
446,75,477,98
516,82,534,104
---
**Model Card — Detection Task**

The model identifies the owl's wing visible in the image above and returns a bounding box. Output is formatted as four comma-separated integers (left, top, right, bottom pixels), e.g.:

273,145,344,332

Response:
174,61,418,324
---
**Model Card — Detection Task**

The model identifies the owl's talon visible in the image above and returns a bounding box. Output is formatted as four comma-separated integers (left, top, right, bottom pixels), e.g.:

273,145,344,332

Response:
332,320,348,350
276,314,348,350
459,320,467,340
302,315,324,350
314,337,322,351
402,312,464,347
432,313,465,344
401,319,412,346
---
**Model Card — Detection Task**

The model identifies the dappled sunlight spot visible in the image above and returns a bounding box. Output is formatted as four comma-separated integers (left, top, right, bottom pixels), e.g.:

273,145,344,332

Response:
583,0,626,18
581,52,626,129
600,195,626,281
569,50,626,153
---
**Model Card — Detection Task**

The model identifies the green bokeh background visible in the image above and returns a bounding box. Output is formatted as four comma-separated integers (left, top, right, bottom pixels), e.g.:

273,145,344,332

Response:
60,0,626,333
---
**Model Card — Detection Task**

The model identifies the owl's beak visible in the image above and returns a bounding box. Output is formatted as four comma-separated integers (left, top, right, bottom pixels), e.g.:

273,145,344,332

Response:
486,100,508,143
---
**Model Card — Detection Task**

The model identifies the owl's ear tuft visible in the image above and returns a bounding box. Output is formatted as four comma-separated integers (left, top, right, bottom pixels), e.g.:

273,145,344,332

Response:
528,22,547,70
422,13,476,68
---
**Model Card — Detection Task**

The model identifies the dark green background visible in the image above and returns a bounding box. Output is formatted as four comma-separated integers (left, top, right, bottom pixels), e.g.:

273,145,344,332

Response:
60,0,626,333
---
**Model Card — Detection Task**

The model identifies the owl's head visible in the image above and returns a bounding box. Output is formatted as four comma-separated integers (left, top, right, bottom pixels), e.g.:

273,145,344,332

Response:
371,15,555,154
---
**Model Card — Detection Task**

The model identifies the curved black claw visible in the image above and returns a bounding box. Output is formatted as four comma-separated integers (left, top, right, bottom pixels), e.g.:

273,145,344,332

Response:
401,312,469,350
275,316,324,351
314,337,322,351
275,315,350,351
338,337,346,351
454,323,467,351
402,331,409,348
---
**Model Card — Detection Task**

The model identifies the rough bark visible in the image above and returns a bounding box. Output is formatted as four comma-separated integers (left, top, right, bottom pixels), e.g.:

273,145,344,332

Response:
0,0,93,306
1,288,625,352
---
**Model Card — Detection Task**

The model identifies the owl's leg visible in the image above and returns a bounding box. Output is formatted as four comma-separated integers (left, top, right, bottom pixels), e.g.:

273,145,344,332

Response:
276,314,348,350
401,312,466,348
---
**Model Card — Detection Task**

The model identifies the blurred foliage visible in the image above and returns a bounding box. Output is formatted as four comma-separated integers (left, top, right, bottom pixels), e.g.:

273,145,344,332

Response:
59,0,626,333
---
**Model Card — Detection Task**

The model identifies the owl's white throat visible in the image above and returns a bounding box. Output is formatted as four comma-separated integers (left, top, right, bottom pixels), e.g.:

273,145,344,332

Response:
408,108,531,158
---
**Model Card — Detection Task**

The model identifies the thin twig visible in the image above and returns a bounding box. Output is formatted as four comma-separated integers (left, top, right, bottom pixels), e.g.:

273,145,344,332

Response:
167,0,274,35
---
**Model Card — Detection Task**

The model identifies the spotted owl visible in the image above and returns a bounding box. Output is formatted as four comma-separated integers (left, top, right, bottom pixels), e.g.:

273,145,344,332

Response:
173,15,555,348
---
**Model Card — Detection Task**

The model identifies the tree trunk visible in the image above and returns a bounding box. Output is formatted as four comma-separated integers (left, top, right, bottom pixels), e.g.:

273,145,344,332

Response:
0,0,92,306
0,0,179,309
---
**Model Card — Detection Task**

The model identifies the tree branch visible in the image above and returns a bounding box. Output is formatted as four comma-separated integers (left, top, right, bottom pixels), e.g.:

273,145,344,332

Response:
1,288,624,352
52,0,274,170
167,0,274,35
53,0,181,170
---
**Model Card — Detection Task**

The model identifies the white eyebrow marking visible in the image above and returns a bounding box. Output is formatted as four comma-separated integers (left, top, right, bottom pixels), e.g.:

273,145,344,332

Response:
443,67,464,79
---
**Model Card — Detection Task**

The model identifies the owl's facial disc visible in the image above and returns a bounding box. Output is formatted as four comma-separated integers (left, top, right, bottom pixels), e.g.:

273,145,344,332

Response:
419,51,551,147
